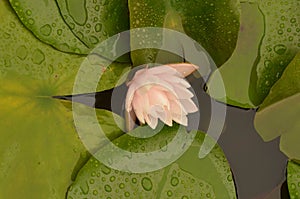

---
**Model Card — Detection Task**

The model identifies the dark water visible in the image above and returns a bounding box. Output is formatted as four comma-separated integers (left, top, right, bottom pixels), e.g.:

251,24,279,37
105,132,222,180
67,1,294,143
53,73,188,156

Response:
67,75,289,199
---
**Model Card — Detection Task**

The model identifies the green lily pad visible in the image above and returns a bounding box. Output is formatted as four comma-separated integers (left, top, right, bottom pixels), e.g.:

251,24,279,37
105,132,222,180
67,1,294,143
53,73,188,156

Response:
56,0,130,51
67,124,236,198
0,1,125,197
9,0,91,54
254,52,300,159
206,2,263,108
128,0,240,67
287,161,300,199
249,0,300,105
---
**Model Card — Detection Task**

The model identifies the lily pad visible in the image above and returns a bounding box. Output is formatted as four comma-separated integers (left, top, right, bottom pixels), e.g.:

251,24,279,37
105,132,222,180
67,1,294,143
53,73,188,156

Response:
56,0,130,51
254,52,300,159
9,0,91,54
206,2,263,108
0,1,125,197
287,161,300,199
67,124,236,198
128,0,240,67
249,0,300,105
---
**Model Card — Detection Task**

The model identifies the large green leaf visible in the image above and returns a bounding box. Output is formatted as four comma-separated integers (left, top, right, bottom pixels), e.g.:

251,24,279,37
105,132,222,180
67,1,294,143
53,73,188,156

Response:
249,0,300,105
56,0,130,50
0,1,126,197
67,124,236,198
254,52,300,159
9,0,90,54
128,0,240,67
206,2,263,108
287,161,300,199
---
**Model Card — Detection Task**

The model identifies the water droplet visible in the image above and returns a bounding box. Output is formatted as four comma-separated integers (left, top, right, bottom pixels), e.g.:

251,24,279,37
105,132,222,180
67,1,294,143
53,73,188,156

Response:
290,18,296,23
93,190,98,195
291,183,296,190
89,36,99,44
91,172,96,177
80,181,89,195
287,28,292,32
32,49,45,64
25,9,32,16
16,45,28,60
104,184,112,192
289,36,294,41
181,196,189,199
40,24,52,36
274,44,287,55
119,183,125,189
101,165,111,174
280,23,284,28
141,177,153,191
95,5,100,11
206,193,211,198
110,176,115,182
95,23,102,32
57,29,62,36
277,29,284,35
281,16,286,20
167,190,173,197
28,18,34,25
124,192,130,197
171,177,179,186
227,175,233,182
93,17,98,22
132,178,137,183
86,23,91,28
89,179,95,184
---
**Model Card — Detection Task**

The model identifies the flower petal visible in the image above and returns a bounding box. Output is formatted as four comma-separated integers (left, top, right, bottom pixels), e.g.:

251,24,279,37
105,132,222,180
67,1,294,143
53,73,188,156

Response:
172,113,188,126
145,114,158,129
180,99,198,113
173,84,194,99
132,91,146,124
167,63,199,77
148,86,170,109
125,109,136,131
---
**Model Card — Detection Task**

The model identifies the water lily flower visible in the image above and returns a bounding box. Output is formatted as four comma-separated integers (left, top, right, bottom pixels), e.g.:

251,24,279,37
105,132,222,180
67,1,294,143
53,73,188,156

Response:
125,63,199,131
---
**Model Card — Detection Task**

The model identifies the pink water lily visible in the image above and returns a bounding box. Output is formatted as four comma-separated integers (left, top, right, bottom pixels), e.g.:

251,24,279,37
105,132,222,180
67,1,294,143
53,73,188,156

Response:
125,63,199,131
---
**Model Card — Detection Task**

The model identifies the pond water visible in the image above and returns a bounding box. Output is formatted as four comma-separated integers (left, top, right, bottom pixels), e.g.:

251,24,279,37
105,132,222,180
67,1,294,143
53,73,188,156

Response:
67,75,289,199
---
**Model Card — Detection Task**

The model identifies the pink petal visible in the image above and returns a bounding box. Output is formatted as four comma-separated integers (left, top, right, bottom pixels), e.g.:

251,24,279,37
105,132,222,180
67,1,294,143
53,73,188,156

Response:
145,114,158,129
180,99,198,113
125,109,136,131
148,65,178,76
172,113,188,126
170,99,187,115
125,84,137,111
147,86,170,109
132,91,146,124
173,84,194,99
156,74,191,88
167,63,199,77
